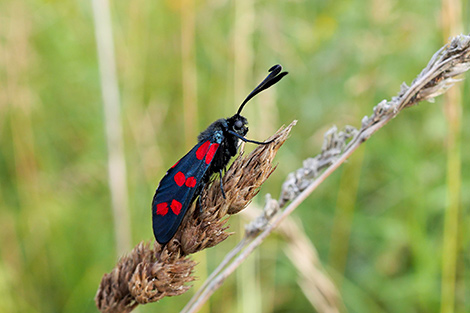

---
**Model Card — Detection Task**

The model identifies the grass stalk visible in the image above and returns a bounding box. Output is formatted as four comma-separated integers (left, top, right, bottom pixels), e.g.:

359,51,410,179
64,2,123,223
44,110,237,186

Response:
91,0,131,256
182,34,470,313
440,0,463,312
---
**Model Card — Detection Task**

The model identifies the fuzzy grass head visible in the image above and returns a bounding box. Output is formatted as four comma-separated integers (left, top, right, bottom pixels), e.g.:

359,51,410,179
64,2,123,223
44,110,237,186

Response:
95,122,295,312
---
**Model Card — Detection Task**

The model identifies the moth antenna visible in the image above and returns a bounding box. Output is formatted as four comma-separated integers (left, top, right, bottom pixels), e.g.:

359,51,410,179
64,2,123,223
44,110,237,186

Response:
236,64,288,115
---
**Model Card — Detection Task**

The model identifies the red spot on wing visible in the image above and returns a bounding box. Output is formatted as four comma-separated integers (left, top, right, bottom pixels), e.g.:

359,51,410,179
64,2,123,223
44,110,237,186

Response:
196,141,210,160
170,199,182,215
174,171,186,186
156,202,168,216
205,143,219,164
171,160,179,168
185,176,196,188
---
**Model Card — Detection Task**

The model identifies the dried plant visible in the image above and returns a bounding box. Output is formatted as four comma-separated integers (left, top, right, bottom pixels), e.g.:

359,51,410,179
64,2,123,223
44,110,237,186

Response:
95,242,196,312
95,122,295,313
182,34,470,313
97,34,470,313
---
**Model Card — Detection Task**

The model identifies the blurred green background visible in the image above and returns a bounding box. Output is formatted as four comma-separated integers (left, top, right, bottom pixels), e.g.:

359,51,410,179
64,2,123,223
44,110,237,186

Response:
0,0,469,312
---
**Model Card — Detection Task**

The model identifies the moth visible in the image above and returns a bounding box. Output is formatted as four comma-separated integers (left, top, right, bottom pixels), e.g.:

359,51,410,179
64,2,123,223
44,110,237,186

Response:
152,65,288,244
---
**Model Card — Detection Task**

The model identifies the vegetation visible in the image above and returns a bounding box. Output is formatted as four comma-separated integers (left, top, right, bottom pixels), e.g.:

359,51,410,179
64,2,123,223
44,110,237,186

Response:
0,0,468,312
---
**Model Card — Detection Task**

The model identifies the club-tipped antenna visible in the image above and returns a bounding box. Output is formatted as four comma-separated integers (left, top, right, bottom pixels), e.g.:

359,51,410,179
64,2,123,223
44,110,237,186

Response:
236,64,288,115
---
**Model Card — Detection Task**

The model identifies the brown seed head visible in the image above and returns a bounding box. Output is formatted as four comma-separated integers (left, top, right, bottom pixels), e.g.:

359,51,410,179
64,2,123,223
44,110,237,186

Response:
95,121,295,312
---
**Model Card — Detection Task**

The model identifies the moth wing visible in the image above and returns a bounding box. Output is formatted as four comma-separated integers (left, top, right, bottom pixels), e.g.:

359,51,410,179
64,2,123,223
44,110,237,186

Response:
152,140,220,244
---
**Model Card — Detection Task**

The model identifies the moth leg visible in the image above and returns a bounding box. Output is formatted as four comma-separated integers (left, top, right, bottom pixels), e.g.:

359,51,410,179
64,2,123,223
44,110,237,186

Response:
228,129,273,145
197,196,203,212
219,169,226,199
196,181,207,212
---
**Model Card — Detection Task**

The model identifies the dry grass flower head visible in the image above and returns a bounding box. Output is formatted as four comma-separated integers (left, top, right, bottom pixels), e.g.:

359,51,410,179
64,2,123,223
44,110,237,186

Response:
95,121,295,313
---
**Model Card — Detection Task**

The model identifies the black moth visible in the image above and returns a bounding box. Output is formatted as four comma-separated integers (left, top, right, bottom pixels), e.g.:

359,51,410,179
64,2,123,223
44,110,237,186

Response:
152,64,288,244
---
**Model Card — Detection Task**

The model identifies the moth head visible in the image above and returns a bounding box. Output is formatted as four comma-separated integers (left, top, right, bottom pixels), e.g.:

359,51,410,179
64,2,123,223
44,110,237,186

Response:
228,114,248,136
